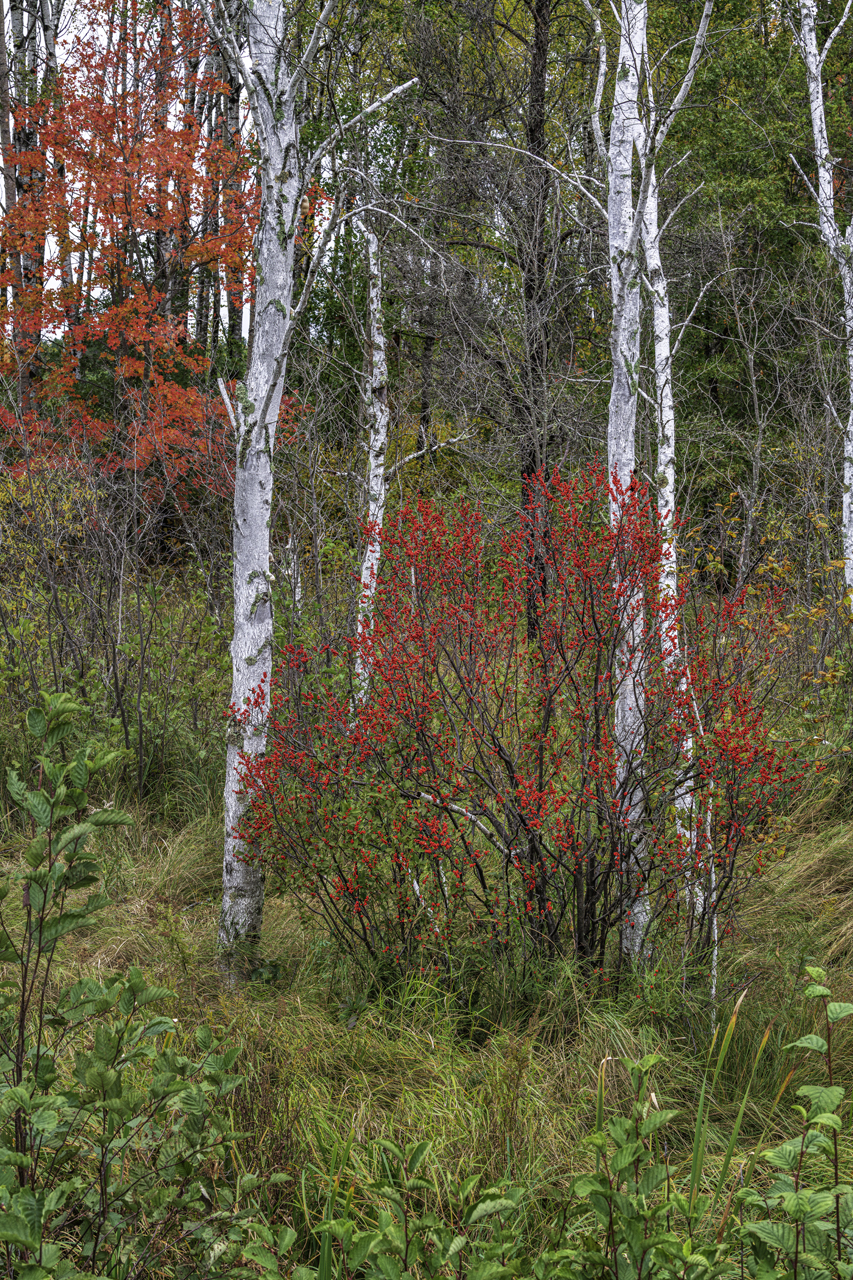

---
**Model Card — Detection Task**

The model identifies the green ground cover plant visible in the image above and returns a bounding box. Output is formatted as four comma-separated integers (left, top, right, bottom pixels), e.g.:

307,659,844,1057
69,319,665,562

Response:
0,693,290,1279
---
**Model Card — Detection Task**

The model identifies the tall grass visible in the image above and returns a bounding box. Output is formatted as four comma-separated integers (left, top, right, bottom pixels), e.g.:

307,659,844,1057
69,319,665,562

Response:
8,759,847,1260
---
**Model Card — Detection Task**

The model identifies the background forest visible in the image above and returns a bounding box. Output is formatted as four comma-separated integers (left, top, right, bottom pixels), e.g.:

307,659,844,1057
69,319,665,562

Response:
3,0,853,1277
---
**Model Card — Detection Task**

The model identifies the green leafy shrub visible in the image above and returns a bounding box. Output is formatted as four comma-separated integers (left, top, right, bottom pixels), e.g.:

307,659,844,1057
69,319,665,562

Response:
0,693,283,1278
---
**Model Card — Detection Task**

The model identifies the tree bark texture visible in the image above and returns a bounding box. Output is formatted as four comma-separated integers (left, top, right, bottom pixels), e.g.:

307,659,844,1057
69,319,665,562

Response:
354,222,390,699
206,0,310,970
795,0,853,604
606,0,649,962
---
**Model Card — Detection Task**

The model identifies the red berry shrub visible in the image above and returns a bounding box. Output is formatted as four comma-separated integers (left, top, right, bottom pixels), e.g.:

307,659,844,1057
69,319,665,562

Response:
239,469,807,988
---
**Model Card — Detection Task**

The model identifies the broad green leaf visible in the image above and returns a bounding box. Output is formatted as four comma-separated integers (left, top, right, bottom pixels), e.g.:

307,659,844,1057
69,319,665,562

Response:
376,1138,406,1164
640,1109,678,1137
88,808,132,827
135,985,173,1006
406,1140,431,1175
26,708,47,738
827,1002,853,1023
443,1235,467,1262
781,1191,821,1220
22,835,47,869
6,770,26,804
840,1193,853,1229
321,1218,353,1244
24,792,52,829
39,912,98,946
610,1141,644,1172
117,988,135,1016
804,1192,835,1218
140,1016,178,1038
809,1113,842,1131
0,1149,31,1168
14,1189,43,1237
465,1198,518,1225
635,1053,664,1072
69,751,89,788
746,1221,796,1253
638,1164,669,1197
15,1262,48,1280
196,1024,212,1051
764,1141,800,1171
803,984,831,999
39,1243,61,1270
277,1227,296,1253
374,1251,401,1280
469,1262,510,1280
802,1129,834,1154
54,823,94,857
43,721,74,751
1,1086,32,1115
35,1054,57,1091
242,1243,280,1273
572,1175,607,1197
784,1035,827,1054
0,1210,39,1250
797,1085,844,1114
346,1233,378,1269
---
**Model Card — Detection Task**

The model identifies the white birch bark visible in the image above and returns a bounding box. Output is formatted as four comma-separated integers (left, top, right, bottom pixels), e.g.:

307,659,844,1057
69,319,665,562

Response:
200,0,417,971
642,166,676,601
792,0,853,604
353,221,390,700
605,1,646,504
594,0,650,962
643,165,696,887
210,0,307,967
584,0,713,962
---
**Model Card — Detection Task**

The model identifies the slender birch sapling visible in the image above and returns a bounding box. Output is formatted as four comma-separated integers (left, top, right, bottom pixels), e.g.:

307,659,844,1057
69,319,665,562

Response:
583,0,713,961
199,0,417,972
789,0,853,607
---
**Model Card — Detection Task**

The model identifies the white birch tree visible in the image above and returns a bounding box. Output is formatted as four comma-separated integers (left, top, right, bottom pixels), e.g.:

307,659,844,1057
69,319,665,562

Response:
353,219,391,699
790,0,853,602
584,0,713,962
200,0,416,973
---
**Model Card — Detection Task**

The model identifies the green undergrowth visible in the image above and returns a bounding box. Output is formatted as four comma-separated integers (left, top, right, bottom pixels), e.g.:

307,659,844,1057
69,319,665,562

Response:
30,793,853,1212
4,694,853,1277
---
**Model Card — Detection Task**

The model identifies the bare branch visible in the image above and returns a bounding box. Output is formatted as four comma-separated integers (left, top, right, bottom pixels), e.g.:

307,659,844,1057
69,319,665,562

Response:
217,378,237,433
308,79,420,171
287,0,339,96
581,0,607,162
819,0,853,65
671,273,726,358
384,434,474,485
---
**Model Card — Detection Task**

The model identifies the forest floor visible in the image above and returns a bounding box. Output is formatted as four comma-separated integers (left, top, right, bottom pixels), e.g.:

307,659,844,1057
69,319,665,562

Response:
41,792,853,1210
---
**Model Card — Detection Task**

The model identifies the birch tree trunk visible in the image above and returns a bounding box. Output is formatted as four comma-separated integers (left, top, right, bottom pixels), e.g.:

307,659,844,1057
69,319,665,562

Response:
642,164,707,947
600,0,649,963
585,0,713,963
643,166,676,602
792,0,853,603
207,0,307,972
353,221,390,699
201,0,416,974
